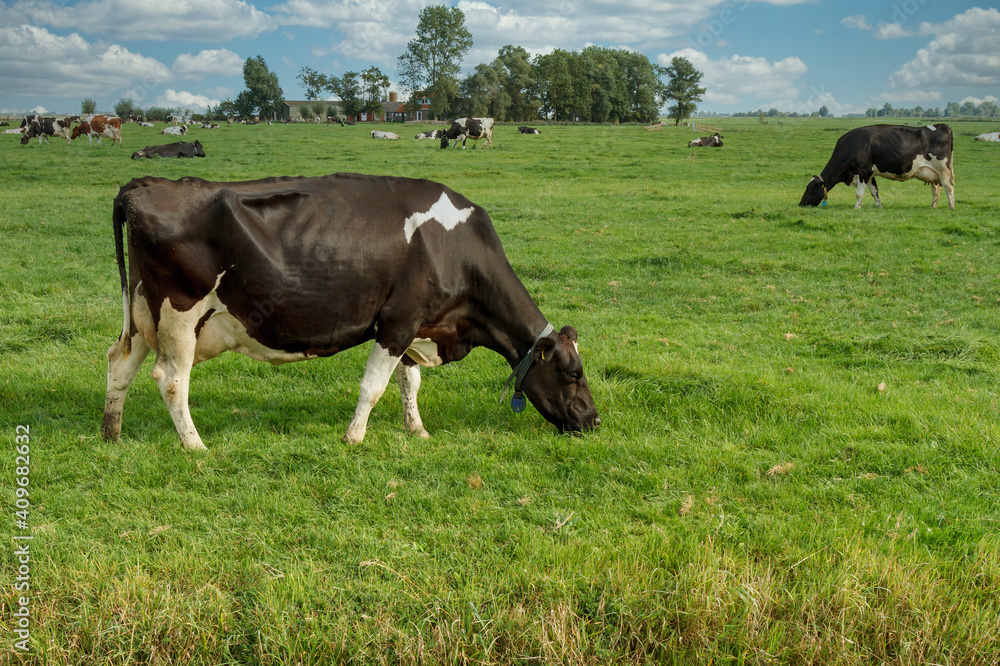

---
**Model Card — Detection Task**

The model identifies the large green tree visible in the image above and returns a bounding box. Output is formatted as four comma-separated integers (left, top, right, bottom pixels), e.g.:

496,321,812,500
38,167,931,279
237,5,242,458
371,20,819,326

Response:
663,56,706,126
297,66,329,101
327,72,364,120
360,66,390,120
238,55,284,120
396,5,472,119
495,45,537,121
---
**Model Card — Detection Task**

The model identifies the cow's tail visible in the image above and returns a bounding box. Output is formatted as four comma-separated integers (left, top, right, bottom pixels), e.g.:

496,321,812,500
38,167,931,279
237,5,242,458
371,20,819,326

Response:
112,190,132,357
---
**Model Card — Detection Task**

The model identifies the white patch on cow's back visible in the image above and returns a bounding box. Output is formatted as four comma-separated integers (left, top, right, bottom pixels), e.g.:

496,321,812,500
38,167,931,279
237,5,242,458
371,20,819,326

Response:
403,192,475,243
926,125,937,130
405,337,443,367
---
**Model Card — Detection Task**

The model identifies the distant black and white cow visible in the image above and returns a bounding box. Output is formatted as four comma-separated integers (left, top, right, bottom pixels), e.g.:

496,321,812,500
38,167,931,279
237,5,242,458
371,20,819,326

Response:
200,123,219,129
800,124,955,209
20,117,73,145
440,117,495,149
518,126,540,134
689,133,723,147
371,130,401,140
161,125,188,136
102,173,599,449
130,140,205,159
138,121,155,128
415,129,444,140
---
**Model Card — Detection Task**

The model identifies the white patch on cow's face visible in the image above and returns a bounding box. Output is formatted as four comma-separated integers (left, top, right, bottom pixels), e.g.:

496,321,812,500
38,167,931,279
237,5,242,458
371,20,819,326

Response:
403,192,475,243
405,337,443,367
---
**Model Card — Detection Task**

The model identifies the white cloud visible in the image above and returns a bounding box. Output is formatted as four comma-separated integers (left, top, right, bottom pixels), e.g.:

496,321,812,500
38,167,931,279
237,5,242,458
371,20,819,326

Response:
173,49,244,80
872,23,913,40
0,24,171,98
8,0,275,41
891,8,1000,89
154,88,221,112
842,14,870,31
960,94,999,106
661,48,807,106
871,89,943,107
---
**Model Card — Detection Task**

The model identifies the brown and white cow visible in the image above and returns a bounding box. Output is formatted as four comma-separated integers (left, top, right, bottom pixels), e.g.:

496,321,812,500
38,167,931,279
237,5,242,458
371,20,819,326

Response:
440,117,494,149
71,115,123,146
800,124,955,209
102,174,599,450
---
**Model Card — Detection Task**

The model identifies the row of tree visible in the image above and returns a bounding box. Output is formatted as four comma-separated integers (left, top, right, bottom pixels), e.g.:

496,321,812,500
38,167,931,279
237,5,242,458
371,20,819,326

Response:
864,100,1000,118
296,5,704,125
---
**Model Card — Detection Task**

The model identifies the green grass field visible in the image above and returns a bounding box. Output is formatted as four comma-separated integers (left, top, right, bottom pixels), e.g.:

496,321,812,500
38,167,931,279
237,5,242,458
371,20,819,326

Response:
2,117,999,664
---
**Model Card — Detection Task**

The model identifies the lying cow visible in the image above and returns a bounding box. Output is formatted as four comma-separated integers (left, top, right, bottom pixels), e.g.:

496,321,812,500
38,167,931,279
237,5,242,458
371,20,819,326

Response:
200,123,220,129
71,115,123,146
689,133,722,147
518,126,540,134
371,130,401,140
102,173,599,450
800,124,955,209
441,117,494,149
415,129,444,140
20,117,73,145
138,121,155,128
130,140,205,159
161,125,188,136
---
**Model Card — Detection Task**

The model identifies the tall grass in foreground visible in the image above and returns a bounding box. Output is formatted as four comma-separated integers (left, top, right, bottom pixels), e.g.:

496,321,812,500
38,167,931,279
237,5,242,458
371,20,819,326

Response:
1,118,998,664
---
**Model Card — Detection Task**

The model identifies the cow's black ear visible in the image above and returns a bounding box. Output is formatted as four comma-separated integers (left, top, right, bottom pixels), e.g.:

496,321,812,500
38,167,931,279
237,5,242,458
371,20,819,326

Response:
559,326,578,343
533,337,557,363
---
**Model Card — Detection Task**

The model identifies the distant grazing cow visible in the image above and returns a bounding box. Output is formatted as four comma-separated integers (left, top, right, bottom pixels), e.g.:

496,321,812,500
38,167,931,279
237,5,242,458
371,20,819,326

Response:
689,133,723,147
371,130,401,140
71,115,123,146
102,173,600,450
20,117,73,145
415,129,444,140
518,126,540,134
800,124,955,209
131,140,205,159
161,125,187,136
441,117,494,149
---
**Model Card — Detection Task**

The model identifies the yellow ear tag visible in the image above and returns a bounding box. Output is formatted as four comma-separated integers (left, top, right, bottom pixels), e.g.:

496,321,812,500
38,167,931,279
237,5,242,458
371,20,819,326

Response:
541,350,545,360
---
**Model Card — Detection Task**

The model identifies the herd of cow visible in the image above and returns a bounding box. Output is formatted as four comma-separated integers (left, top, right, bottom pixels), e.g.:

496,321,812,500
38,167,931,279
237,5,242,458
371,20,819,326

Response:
7,110,962,447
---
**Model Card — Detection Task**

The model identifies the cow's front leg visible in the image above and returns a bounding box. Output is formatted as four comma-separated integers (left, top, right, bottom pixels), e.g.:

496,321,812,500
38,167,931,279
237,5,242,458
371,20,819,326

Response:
395,361,429,439
343,343,404,443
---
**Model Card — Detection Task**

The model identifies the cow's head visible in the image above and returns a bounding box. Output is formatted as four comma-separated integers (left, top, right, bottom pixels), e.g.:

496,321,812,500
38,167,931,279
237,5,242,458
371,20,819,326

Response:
799,175,827,206
193,140,206,157
70,123,89,140
440,135,450,149
521,326,600,434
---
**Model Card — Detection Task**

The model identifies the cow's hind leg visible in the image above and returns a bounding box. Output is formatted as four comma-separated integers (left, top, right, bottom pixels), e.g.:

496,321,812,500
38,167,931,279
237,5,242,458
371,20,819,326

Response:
102,333,152,441
151,304,206,451
930,183,941,208
866,178,882,208
343,343,404,444
395,360,430,439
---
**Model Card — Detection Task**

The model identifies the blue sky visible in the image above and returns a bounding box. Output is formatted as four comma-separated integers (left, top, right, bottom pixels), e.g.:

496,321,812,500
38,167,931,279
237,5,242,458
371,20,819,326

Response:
1,0,997,116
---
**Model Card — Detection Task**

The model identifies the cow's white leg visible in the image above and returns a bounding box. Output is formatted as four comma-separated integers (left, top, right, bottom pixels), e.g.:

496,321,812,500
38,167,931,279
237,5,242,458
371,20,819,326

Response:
343,343,403,444
395,362,429,439
866,178,882,208
852,176,866,209
930,183,941,208
102,333,152,441
940,169,955,210
151,302,206,451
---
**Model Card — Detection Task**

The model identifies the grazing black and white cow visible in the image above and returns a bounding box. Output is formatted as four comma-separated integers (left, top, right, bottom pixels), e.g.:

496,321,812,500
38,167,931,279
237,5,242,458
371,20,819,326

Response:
689,133,723,147
440,117,494,149
20,117,73,145
415,129,444,140
800,124,955,209
370,129,401,140
102,174,599,450
518,126,540,134
130,140,205,159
